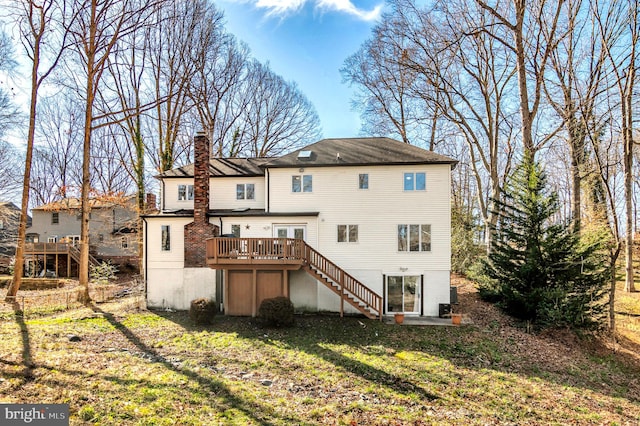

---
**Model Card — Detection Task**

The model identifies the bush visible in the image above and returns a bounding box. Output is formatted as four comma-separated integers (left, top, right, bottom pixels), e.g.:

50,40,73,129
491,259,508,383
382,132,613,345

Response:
189,298,217,325
90,261,118,284
258,296,295,327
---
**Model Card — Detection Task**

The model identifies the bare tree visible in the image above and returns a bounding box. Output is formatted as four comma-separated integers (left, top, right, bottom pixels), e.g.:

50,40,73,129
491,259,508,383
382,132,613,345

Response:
593,0,638,293
189,20,251,157
0,141,22,199
144,0,218,171
238,60,322,157
341,15,432,147
474,0,566,158
32,93,84,200
352,0,517,251
0,30,20,138
5,0,72,301
64,0,160,301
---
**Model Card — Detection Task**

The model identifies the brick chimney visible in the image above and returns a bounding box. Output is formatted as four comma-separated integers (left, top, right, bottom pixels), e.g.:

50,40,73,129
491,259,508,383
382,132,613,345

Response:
145,193,157,213
184,132,218,267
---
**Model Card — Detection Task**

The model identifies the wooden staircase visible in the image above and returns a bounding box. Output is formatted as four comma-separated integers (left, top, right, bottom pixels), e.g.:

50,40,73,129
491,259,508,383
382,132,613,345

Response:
68,245,100,267
206,237,383,320
302,242,382,320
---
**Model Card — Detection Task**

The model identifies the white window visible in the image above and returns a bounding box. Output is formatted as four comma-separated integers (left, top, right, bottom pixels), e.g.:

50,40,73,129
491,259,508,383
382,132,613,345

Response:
359,174,368,190
231,224,241,237
292,175,312,193
397,224,431,252
178,184,194,201
337,225,358,243
404,172,426,191
48,236,58,243
236,183,255,200
161,225,171,251
52,212,59,224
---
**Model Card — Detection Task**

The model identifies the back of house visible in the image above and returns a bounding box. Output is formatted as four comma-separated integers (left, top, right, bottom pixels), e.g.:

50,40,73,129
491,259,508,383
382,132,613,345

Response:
144,136,457,319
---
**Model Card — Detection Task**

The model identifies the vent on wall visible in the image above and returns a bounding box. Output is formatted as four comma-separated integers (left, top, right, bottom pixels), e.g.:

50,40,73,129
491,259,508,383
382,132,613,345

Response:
297,150,313,160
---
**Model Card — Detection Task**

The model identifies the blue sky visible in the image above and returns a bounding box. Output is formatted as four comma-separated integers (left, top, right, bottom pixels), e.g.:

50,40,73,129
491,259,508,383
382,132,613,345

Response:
217,0,384,138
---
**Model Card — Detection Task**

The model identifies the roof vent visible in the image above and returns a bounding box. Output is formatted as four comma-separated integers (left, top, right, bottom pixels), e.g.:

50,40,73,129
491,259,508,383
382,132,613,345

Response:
297,150,313,160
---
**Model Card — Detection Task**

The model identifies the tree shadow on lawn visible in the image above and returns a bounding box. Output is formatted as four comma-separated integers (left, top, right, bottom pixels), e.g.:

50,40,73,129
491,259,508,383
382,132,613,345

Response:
0,302,36,388
89,304,305,425
153,310,640,410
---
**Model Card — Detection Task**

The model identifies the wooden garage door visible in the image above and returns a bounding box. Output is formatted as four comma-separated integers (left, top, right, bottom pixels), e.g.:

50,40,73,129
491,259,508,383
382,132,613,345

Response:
256,271,284,307
226,271,253,316
226,270,286,316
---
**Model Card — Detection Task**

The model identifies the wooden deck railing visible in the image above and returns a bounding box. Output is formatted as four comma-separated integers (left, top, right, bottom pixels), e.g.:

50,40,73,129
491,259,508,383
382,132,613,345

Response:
206,237,382,320
25,242,99,266
206,237,306,264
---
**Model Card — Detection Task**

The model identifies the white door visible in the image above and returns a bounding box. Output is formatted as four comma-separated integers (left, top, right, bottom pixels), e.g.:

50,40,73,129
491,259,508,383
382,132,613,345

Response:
273,225,306,240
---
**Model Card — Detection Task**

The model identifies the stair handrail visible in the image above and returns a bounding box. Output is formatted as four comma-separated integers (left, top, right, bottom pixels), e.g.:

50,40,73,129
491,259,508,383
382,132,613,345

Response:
303,242,382,320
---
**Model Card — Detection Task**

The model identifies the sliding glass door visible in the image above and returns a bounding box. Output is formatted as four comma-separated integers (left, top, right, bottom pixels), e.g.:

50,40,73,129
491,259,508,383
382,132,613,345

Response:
386,275,420,314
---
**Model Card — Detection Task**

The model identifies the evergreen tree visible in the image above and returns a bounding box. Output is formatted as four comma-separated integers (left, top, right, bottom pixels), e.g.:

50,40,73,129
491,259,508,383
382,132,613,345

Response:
478,156,608,328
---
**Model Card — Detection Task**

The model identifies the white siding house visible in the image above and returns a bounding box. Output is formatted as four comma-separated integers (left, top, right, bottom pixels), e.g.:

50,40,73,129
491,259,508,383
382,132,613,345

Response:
144,137,456,318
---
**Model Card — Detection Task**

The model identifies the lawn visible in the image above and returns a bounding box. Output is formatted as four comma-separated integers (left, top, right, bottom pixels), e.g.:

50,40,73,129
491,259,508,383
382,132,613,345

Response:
0,279,639,425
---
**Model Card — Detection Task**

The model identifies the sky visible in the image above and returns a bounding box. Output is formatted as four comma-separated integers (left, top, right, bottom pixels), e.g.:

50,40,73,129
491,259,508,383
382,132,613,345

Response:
216,0,385,138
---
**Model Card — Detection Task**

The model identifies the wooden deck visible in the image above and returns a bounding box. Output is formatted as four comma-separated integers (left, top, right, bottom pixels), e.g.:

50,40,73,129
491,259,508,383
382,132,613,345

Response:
23,242,98,278
206,238,306,269
206,237,383,320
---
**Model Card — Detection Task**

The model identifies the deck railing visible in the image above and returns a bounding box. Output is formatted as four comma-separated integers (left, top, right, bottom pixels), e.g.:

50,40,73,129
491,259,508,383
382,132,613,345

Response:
206,237,382,320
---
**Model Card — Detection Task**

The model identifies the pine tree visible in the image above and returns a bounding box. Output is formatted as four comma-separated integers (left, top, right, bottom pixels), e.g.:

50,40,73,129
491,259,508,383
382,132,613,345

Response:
478,156,608,328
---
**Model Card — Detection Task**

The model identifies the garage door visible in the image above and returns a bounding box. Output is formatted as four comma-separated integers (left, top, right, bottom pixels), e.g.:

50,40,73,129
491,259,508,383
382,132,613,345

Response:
226,270,285,316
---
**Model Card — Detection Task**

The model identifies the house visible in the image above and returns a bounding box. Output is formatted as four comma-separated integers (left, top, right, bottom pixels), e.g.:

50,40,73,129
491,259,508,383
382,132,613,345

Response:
0,202,31,270
25,195,153,276
143,134,457,319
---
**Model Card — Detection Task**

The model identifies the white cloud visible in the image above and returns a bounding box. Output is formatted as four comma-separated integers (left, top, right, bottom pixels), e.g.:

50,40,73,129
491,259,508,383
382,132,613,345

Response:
251,0,382,21
255,0,306,16
316,0,382,21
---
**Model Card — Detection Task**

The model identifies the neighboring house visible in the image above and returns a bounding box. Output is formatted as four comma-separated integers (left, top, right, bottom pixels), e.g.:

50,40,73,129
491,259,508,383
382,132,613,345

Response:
26,195,150,273
0,202,31,268
143,134,457,319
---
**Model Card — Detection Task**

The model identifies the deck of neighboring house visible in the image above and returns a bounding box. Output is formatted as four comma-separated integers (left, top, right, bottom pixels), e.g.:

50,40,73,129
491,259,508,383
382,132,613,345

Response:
206,237,383,320
23,242,99,278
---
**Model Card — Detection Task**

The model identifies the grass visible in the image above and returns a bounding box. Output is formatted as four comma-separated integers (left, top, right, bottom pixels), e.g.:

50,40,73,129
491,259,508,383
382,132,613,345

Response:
0,285,639,425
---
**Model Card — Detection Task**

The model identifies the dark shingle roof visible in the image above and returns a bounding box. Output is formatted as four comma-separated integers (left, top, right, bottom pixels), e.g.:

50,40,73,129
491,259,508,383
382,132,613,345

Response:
264,137,457,168
158,158,271,178
141,209,319,218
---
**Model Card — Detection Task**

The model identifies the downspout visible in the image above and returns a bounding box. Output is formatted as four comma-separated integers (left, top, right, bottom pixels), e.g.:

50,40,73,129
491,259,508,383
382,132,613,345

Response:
142,217,148,298
161,180,165,211
266,168,270,213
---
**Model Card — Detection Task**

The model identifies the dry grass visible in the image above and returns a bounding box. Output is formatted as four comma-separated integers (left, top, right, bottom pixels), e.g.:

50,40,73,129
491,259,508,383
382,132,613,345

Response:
0,276,638,425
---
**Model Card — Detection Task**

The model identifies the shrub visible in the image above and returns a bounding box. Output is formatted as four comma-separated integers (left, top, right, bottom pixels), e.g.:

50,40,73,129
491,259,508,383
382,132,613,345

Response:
90,261,118,284
189,298,217,325
258,296,295,327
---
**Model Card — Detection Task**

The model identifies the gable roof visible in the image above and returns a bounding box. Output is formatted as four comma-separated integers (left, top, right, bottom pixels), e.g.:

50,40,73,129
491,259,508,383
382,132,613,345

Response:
264,137,457,169
32,195,136,211
159,158,271,178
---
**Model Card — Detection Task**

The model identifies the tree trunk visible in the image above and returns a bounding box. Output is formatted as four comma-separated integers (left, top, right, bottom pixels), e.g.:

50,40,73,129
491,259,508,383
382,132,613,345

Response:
78,2,97,304
5,37,41,301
